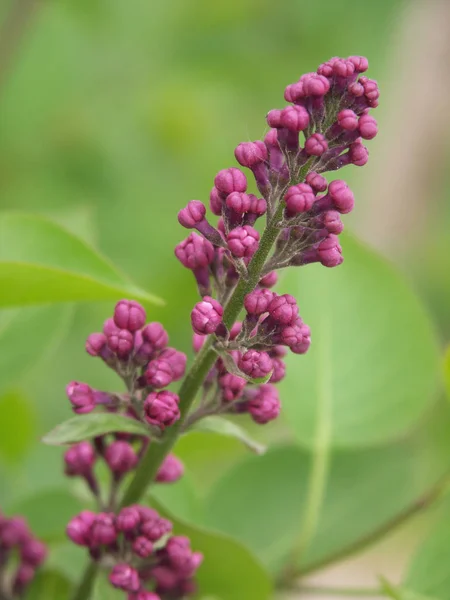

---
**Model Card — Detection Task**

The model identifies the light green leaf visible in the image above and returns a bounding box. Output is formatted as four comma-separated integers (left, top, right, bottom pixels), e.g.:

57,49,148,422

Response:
93,574,123,600
151,471,204,524
404,510,450,600
280,233,440,448
25,570,72,600
0,212,163,307
0,304,73,394
0,389,36,463
204,406,450,575
153,500,273,600
46,542,87,582
188,416,266,454
42,412,156,445
6,488,84,542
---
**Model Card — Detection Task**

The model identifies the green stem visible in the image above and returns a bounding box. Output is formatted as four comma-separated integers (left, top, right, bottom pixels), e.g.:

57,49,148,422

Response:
70,562,98,600
121,201,285,508
74,202,286,599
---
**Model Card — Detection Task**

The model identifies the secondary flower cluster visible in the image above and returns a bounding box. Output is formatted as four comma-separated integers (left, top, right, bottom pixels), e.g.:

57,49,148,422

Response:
175,55,378,426
0,511,47,598
67,505,202,599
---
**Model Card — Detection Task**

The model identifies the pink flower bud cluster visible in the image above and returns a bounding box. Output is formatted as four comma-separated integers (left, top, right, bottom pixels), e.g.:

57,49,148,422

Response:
0,511,47,597
66,505,202,599
174,56,378,429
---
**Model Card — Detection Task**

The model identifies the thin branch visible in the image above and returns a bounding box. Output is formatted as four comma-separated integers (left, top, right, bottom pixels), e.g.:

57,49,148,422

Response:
296,468,450,578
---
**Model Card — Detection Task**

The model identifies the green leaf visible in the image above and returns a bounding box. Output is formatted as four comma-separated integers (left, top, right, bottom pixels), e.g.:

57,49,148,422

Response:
45,542,87,582
5,488,84,542
25,570,72,600
188,416,266,454
93,574,124,600
404,511,450,600
280,233,440,448
151,471,205,524
153,500,273,600
204,406,450,575
42,412,156,445
0,212,163,307
0,304,73,395
174,429,249,495
0,389,36,463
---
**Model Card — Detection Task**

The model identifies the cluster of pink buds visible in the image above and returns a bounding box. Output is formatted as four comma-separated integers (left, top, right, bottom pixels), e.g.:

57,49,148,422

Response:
0,511,47,598
67,505,202,599
175,56,378,427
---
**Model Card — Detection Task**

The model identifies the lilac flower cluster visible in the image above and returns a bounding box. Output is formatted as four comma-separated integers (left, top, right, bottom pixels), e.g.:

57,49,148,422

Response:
0,511,47,598
67,505,202,599
63,301,203,597
175,55,378,426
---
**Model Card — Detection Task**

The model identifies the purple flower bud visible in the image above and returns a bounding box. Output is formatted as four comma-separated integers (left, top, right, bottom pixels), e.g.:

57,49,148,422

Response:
103,317,119,336
302,72,331,96
268,294,299,325
349,139,369,166
306,172,328,192
209,187,223,215
349,55,369,73
66,511,95,546
269,358,286,383
360,77,380,103
142,322,169,352
317,234,343,267
219,373,247,402
105,441,138,476
66,381,96,415
156,454,184,483
191,297,223,335
358,114,378,139
248,194,267,217
114,300,146,332
141,516,172,542
279,318,311,352
239,350,273,379
247,384,281,424
151,566,179,592
214,168,247,195
158,348,187,381
107,328,134,358
337,109,359,131
12,564,35,595
234,141,267,168
165,536,203,577
144,391,180,430
85,332,107,357
132,536,154,558
244,289,275,315
116,507,141,533
229,321,243,340
266,109,282,128
128,592,161,600
323,210,344,234
178,200,207,229
0,517,30,547
279,105,310,132
192,333,206,352
290,323,311,354
175,232,215,269
64,442,96,477
227,226,259,259
328,180,354,214
226,192,252,215
145,359,173,388
259,271,278,288
305,133,328,156
284,183,315,215
20,538,47,567
109,563,140,592
91,513,117,547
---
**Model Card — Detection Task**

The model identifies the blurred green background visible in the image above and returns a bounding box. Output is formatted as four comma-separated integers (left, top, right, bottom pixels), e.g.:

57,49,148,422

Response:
1,0,450,596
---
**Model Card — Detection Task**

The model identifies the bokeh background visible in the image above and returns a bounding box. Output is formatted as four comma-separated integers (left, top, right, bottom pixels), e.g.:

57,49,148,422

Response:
0,0,450,597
